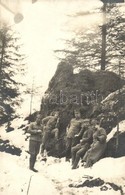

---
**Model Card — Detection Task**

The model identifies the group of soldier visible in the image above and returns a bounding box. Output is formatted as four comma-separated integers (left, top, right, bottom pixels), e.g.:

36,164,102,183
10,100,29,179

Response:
27,109,107,172
27,111,59,172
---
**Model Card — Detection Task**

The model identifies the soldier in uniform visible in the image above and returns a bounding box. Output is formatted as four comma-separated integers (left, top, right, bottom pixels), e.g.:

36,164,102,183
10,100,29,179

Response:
27,114,43,172
83,119,107,168
71,119,93,169
65,109,85,161
41,111,60,152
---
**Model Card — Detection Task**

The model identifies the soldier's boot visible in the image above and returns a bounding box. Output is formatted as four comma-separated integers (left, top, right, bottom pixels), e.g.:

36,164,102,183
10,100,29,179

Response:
72,154,80,169
41,144,45,155
71,152,76,166
65,157,70,162
84,159,93,168
29,155,38,172
71,147,77,166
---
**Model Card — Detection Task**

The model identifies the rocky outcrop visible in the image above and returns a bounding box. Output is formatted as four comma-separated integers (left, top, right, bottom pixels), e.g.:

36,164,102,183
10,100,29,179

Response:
105,131,125,158
40,62,125,157
104,120,125,158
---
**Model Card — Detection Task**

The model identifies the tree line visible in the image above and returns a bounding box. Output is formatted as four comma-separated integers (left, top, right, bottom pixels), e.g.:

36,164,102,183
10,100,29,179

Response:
0,23,25,124
55,3,125,76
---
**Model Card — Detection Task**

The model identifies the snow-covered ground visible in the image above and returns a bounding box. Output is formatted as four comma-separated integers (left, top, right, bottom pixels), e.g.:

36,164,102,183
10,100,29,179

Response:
0,118,125,195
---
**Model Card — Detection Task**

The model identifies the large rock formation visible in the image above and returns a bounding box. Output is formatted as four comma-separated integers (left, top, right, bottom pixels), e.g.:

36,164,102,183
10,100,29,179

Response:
40,61,125,156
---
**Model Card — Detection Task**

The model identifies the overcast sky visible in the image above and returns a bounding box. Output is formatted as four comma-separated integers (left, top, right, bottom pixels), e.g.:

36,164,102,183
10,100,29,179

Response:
1,0,102,92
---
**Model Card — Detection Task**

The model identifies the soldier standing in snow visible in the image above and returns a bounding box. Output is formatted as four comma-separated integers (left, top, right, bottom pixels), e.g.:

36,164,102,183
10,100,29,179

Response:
82,119,107,168
27,114,43,172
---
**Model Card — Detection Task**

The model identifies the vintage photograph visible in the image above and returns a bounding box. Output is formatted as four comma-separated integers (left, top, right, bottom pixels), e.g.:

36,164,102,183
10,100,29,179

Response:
0,0,125,194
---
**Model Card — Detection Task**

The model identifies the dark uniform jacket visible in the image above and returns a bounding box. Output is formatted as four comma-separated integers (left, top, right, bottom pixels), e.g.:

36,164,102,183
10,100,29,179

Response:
27,122,43,142
80,127,93,146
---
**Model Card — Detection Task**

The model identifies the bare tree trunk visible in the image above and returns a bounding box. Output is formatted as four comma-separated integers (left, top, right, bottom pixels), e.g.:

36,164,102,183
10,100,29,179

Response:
101,3,106,70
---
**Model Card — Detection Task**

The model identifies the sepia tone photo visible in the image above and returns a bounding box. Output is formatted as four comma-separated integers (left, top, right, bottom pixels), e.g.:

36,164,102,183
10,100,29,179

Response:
0,0,125,194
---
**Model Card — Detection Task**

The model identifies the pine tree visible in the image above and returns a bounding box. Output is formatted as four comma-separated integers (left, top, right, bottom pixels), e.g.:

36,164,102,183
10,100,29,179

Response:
0,24,25,124
54,4,125,74
106,4,125,76
55,25,101,72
